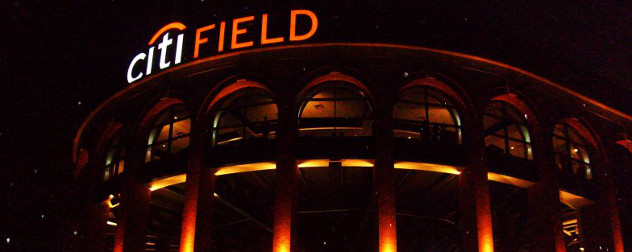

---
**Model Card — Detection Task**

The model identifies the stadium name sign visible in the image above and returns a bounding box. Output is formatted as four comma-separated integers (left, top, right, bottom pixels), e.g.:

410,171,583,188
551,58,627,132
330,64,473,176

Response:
126,9,319,84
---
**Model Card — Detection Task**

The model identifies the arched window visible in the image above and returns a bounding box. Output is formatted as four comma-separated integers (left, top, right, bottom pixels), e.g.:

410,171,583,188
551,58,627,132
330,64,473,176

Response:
484,101,532,160
552,122,593,180
146,105,191,162
299,82,373,137
104,131,125,180
393,86,461,144
212,88,278,145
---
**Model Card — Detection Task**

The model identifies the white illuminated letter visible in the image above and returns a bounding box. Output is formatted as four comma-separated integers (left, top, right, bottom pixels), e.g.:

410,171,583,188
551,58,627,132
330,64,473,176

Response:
127,52,146,83
146,47,155,75
157,33,173,69
175,34,184,64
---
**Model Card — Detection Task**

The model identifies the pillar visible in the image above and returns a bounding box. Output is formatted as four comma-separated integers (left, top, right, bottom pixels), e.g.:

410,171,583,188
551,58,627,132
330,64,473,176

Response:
580,204,615,251
579,164,624,252
272,103,299,252
528,179,566,252
113,179,151,252
528,132,566,252
603,166,625,252
459,115,493,252
83,200,110,252
180,122,215,252
373,106,397,252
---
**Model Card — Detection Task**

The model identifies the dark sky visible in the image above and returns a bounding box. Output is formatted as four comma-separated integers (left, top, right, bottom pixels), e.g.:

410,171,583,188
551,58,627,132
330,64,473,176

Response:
1,0,631,250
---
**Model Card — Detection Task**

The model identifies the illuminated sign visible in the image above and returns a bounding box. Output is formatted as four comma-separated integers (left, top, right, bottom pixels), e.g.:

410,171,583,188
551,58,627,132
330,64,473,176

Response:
127,9,319,84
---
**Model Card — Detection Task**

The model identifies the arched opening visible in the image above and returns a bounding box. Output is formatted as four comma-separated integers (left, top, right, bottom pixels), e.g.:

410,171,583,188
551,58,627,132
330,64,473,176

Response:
145,104,191,163
484,101,535,180
205,86,278,250
392,86,462,163
209,87,278,165
211,88,278,145
298,82,373,137
295,80,376,250
552,121,595,195
104,130,126,180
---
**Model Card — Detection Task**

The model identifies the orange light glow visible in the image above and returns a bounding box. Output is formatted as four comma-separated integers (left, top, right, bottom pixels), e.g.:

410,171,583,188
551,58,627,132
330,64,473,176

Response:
215,162,276,176
149,174,186,191
379,239,396,252
289,10,318,41
148,22,186,45
261,14,284,45
394,161,462,174
342,159,374,167
193,24,216,59
231,16,255,49
487,172,534,188
559,190,594,209
297,159,329,168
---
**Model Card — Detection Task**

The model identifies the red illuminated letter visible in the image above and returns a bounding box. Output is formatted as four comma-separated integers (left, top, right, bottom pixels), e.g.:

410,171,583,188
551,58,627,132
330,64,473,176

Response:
231,16,255,49
194,24,216,59
290,9,318,41
261,14,284,45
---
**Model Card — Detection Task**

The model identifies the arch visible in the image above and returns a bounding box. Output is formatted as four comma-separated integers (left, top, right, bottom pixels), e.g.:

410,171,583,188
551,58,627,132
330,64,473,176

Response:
202,78,273,117
297,78,374,137
136,98,191,163
393,84,462,144
95,122,125,160
615,139,632,155
95,122,126,180
209,87,278,146
559,118,605,163
483,97,534,160
491,94,541,138
552,118,603,182
296,71,376,107
399,76,469,115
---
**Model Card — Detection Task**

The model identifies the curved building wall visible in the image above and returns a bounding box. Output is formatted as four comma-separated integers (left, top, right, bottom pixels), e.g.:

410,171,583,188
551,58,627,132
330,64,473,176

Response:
70,44,629,252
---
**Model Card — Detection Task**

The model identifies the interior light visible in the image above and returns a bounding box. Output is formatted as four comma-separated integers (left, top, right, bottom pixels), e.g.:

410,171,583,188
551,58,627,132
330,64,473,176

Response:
573,148,579,153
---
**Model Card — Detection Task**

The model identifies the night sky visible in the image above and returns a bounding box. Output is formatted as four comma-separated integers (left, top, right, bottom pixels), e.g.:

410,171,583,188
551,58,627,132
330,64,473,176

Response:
2,1,632,251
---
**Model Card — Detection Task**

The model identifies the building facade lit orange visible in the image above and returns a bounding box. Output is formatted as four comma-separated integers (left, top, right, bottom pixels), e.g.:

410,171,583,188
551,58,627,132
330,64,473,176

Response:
69,43,628,252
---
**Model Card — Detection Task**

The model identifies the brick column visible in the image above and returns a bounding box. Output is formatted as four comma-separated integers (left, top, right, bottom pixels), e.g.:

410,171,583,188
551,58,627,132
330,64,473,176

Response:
580,165,624,252
603,166,625,252
459,115,494,252
528,132,566,252
180,121,215,252
373,106,397,252
113,179,151,252
272,103,299,252
580,204,614,251
83,200,110,252
71,160,110,252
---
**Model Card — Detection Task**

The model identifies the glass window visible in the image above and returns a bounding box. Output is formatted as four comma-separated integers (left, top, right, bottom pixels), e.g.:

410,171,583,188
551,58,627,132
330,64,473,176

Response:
146,105,191,162
552,122,593,180
299,82,373,137
212,88,278,145
393,86,461,143
484,101,533,160
104,132,125,180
